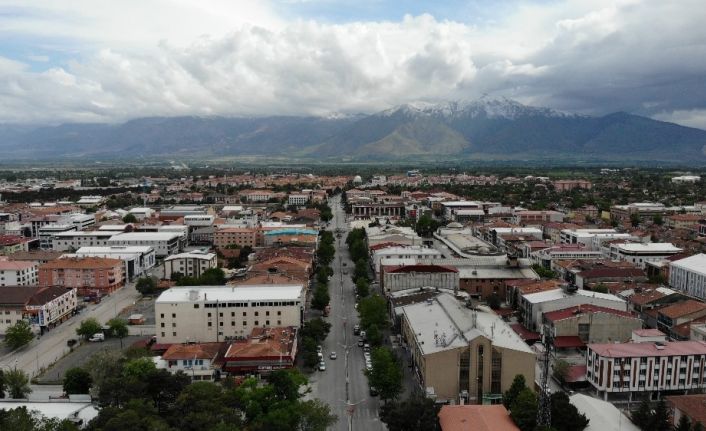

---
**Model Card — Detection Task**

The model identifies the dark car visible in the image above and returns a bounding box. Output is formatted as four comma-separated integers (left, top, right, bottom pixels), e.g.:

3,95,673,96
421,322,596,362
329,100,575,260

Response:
369,386,379,396
357,338,364,347
66,338,78,347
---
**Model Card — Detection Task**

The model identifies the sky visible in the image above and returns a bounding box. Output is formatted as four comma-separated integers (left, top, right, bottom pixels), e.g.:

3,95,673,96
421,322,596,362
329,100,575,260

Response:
1,0,706,128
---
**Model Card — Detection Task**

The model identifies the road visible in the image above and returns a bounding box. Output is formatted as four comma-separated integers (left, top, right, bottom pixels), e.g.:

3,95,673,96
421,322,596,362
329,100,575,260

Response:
0,282,141,378
308,195,385,431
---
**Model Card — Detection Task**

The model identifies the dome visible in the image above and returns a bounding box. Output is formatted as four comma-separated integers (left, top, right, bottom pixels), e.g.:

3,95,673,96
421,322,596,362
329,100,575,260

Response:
353,175,363,184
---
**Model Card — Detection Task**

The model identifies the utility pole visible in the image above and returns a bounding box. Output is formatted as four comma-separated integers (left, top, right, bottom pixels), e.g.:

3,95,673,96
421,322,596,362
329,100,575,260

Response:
536,326,552,428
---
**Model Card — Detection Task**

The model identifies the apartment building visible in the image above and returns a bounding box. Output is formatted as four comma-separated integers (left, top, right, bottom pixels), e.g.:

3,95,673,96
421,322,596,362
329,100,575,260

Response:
51,230,115,251
72,246,156,280
155,285,304,344
0,285,77,333
587,340,706,400
38,257,124,295
214,227,263,248
669,254,706,301
107,232,182,257
609,242,683,269
0,260,38,286
164,251,217,280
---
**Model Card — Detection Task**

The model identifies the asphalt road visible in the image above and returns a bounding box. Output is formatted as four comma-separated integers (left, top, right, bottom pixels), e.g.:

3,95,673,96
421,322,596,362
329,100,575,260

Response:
307,195,385,431
0,281,141,378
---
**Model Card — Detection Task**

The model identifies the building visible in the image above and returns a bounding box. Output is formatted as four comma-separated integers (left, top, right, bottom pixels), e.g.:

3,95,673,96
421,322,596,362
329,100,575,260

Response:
512,210,564,225
609,242,683,269
0,285,77,333
569,393,639,431
351,202,405,219
397,293,535,404
671,176,701,183
560,229,636,249
372,246,443,274
586,340,706,400
155,285,304,344
164,251,218,280
287,194,309,207
553,180,592,192
438,404,519,431
0,260,38,286
263,228,318,246
381,264,459,296
107,232,182,257
38,224,76,250
38,257,124,295
520,288,628,331
0,235,31,255
156,342,222,381
72,246,156,280
51,230,116,251
214,227,262,248
670,254,706,300
666,394,706,429
656,300,706,340
610,202,666,223
221,326,298,374
543,304,642,346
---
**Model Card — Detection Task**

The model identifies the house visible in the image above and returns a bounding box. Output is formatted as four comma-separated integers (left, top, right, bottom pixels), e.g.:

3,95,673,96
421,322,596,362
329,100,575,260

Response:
666,394,706,429
656,300,706,340
221,326,298,374
438,404,519,431
157,342,223,381
0,235,31,255
164,251,218,280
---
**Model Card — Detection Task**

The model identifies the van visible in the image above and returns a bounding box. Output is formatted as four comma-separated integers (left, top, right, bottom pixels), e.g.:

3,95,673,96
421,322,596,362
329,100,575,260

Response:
89,333,105,342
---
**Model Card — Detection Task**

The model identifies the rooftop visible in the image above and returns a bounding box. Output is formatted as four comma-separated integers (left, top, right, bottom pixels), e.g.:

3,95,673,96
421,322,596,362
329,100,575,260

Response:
43,256,123,269
544,304,636,322
615,243,682,253
0,260,36,271
108,232,181,241
666,394,706,427
658,299,706,319
164,252,216,261
523,288,626,305
671,253,706,275
224,326,297,359
156,285,304,303
589,340,706,358
438,404,519,431
162,342,222,360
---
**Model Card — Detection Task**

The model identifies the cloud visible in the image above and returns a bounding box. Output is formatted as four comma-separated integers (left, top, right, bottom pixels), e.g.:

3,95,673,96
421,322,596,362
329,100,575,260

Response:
0,0,705,128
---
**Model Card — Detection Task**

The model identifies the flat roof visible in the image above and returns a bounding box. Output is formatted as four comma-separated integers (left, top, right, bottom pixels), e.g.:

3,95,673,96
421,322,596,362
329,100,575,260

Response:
616,243,682,253
165,252,216,261
671,253,706,275
523,288,625,305
108,232,181,241
589,340,706,358
76,246,154,253
156,285,304,303
53,230,115,237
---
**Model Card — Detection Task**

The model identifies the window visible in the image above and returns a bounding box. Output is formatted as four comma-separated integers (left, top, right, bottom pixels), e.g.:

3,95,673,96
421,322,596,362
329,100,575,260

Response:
160,313,164,318
172,313,176,318
161,332,165,337
277,320,281,325
243,312,247,317
266,311,270,316
266,320,270,325
255,311,259,317
208,312,212,317
208,322,212,327
219,321,223,326
161,322,165,327
231,321,235,326
173,332,177,336
277,311,282,316
254,321,259,326
243,321,247,326
193,304,199,309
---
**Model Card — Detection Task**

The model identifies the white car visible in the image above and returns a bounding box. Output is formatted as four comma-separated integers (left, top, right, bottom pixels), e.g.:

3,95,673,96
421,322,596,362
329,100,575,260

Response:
318,361,326,371
88,333,105,342
329,352,337,360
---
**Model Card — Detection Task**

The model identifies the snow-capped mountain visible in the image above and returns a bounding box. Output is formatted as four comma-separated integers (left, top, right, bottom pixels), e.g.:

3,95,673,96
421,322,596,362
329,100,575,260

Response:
378,97,575,120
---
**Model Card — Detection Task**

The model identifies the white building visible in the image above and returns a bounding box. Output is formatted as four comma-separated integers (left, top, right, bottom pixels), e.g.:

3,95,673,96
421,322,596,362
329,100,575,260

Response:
67,213,96,231
25,285,78,330
164,251,218,280
287,194,309,207
440,201,483,220
108,232,182,257
155,285,304,343
587,340,706,400
72,246,156,280
38,224,76,250
672,175,701,183
560,229,636,250
76,196,104,206
184,214,215,227
609,242,683,269
128,207,155,220
520,288,628,331
669,254,706,301
0,260,38,286
372,246,443,274
51,230,115,251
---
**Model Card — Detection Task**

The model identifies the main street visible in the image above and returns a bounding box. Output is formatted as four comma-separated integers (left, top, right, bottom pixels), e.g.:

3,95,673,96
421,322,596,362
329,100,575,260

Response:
308,195,384,431
0,281,141,378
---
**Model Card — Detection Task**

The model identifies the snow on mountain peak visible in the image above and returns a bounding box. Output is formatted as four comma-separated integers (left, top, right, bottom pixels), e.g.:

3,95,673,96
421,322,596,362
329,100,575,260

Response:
377,97,573,120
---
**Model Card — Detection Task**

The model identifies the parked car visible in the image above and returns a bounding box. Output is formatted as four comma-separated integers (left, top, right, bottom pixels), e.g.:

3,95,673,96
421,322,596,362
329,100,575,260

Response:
358,339,364,347
360,330,366,340
353,324,360,335
363,343,370,353
316,345,323,353
88,333,105,342
318,361,326,371
369,386,379,396
66,338,78,347
329,352,337,360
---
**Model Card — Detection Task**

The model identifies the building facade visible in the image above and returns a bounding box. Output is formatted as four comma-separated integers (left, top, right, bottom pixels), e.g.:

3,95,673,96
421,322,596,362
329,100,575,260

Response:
164,251,218,280
0,260,38,286
38,257,124,295
670,254,706,301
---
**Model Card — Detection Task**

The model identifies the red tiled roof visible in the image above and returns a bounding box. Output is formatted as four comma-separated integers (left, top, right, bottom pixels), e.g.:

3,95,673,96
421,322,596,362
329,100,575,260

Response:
589,341,706,358
565,365,587,383
658,300,706,319
578,267,646,278
438,405,519,431
0,235,29,246
633,329,664,337
510,324,541,341
41,256,122,269
544,304,635,322
162,342,223,360
666,395,706,427
553,336,585,349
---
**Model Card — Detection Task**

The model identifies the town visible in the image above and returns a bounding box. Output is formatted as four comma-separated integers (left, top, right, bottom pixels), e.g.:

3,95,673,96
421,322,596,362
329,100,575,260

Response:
0,167,704,430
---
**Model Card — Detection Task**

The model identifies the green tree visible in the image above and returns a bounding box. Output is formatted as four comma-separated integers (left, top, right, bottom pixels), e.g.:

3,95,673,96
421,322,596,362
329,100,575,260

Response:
630,213,641,227
63,367,93,395
0,406,79,431
652,214,664,226
135,277,156,295
509,388,537,431
367,347,403,403
311,285,330,311
299,318,331,343
107,318,129,348
122,213,138,223
356,278,370,297
353,259,370,282
380,395,440,431
553,359,570,385
4,320,34,350
199,267,226,285
316,242,335,265
0,369,6,399
592,283,609,294
267,369,307,402
631,399,652,430
76,318,102,339
5,369,31,399
296,399,338,431
358,295,389,331
123,357,156,379
550,391,589,431
301,337,320,368
503,374,527,409
414,214,440,237
648,398,671,431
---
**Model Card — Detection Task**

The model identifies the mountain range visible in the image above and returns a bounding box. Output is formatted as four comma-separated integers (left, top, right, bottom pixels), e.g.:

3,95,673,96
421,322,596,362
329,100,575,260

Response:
1,97,705,162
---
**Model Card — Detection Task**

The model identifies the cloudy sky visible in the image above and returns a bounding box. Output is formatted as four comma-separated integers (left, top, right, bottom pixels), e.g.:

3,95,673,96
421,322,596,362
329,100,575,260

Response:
1,0,706,128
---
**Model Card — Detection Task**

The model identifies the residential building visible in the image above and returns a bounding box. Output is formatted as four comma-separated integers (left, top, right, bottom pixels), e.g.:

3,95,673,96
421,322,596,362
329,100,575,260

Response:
380,264,459,296
397,293,535,404
214,227,262,248
351,202,405,219
691,323,706,342
666,394,706,429
0,286,38,333
553,180,592,192
373,246,443,274
156,342,222,381
164,251,217,280
560,229,636,249
107,232,182,257
0,260,38,286
543,304,642,346
72,246,156,280
438,404,519,431
0,285,77,333
128,207,155,220
0,235,31,255
512,210,564,225
155,285,304,344
287,194,309,207
51,230,115,251
656,300,706,340
38,257,124,295
610,202,666,223
38,224,76,250
670,254,706,301
263,228,318,246
222,326,298,374
586,340,706,400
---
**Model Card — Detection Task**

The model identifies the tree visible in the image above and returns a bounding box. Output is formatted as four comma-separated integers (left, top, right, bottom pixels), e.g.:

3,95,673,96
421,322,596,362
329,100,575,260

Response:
652,214,664,226
693,422,705,431
108,318,129,348
122,213,138,223
0,370,5,399
648,398,671,431
592,283,609,294
550,391,589,431
135,277,156,296
122,357,156,379
63,367,92,395
553,359,570,385
631,399,652,430
355,278,370,297
366,324,383,346
380,395,440,431
358,295,389,331
4,320,34,350
674,415,691,431
367,347,402,402
311,285,330,311
414,214,440,237
509,388,537,431
76,318,102,339
5,369,31,399
299,318,331,343
0,406,79,431
353,259,370,282
487,293,501,310
267,369,307,402
503,374,527,409
198,267,226,285
630,213,641,227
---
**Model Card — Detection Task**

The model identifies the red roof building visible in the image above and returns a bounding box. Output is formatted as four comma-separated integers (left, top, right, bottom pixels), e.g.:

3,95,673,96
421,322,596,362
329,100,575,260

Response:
222,326,298,374
438,404,519,431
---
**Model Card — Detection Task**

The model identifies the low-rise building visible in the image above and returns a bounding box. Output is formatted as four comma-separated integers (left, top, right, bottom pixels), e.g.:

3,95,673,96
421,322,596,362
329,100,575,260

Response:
609,242,683,269
587,340,706,400
0,285,77,333
669,254,706,301
155,285,304,344
0,235,31,255
164,251,217,280
372,246,443,274
156,342,222,381
72,246,156,280
381,264,459,296
666,394,706,429
0,260,38,286
222,326,298,374
51,230,115,251
214,227,262,248
438,404,519,431
543,304,642,346
657,300,706,340
397,292,535,404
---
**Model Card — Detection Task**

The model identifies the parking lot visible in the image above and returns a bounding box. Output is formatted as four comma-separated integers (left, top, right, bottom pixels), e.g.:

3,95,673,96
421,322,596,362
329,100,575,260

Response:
117,296,156,325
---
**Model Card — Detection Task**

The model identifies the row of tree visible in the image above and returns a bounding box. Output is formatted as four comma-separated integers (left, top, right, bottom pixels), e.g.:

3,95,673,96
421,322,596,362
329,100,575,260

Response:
632,398,704,431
